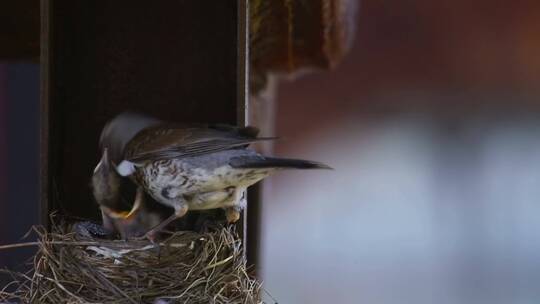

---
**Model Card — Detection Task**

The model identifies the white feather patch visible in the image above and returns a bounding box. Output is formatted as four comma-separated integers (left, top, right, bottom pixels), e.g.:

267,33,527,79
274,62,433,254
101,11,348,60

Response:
116,160,136,176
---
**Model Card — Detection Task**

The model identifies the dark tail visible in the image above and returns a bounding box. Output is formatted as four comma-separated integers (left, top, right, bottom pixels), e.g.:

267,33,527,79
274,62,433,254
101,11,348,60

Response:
230,156,333,170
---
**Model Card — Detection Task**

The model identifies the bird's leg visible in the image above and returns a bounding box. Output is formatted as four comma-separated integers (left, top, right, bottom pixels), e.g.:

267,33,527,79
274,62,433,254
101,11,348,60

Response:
224,188,246,223
225,206,242,223
144,202,188,242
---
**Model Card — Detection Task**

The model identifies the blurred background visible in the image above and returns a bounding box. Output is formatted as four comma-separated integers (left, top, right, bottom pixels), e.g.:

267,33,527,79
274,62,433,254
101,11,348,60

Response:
0,63,40,279
259,1,540,303
2,1,540,303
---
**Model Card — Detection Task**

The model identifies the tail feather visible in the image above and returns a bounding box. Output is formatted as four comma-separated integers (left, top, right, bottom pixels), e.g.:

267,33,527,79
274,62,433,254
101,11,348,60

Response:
230,156,332,170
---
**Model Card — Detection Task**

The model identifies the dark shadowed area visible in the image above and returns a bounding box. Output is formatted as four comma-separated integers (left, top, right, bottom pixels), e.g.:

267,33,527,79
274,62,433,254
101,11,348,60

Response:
0,63,40,287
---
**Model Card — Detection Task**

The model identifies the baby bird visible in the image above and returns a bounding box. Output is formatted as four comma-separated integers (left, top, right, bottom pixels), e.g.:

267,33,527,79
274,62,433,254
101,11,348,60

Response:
100,113,331,239
92,148,161,239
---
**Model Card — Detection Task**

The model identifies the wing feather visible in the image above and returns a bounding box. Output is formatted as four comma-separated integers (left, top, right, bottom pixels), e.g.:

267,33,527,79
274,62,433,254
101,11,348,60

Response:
124,124,276,162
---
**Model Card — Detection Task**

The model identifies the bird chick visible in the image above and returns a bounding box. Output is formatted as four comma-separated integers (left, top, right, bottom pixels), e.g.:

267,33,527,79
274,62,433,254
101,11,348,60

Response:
100,112,331,240
92,148,160,239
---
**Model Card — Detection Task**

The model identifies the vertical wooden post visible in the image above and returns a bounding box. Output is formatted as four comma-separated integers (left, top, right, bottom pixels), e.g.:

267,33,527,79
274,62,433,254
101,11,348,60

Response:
236,0,251,250
40,0,51,227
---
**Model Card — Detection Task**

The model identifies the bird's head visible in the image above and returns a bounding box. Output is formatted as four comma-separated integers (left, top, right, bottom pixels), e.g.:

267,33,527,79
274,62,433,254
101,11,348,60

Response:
92,148,121,208
99,112,161,165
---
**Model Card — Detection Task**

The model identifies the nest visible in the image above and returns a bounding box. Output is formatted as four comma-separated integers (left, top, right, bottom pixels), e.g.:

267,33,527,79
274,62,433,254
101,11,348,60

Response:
0,224,262,304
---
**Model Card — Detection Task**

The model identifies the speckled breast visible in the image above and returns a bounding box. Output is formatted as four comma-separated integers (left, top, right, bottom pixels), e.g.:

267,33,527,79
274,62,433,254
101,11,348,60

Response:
133,156,273,208
134,159,184,202
134,159,225,202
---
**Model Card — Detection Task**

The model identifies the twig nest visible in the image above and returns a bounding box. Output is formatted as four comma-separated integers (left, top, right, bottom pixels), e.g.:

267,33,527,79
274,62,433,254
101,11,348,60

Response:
1,226,261,304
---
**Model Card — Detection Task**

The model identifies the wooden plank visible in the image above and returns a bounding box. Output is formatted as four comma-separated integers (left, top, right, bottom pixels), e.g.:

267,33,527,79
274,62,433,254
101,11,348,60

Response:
236,0,251,252
0,66,7,234
40,0,51,226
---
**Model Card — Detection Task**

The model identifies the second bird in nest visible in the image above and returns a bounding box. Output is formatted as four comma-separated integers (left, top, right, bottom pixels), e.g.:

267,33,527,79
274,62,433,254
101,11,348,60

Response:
93,112,331,240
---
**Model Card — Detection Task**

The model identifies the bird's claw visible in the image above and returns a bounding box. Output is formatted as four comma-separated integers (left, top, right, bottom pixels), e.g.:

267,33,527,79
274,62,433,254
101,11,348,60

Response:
225,208,241,223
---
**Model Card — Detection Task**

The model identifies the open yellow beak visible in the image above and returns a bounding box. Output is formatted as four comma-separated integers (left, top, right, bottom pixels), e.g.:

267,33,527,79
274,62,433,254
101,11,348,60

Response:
100,195,143,220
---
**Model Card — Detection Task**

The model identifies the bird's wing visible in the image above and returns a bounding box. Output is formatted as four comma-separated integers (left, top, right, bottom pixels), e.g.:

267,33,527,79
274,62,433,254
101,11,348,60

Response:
99,112,162,164
124,124,275,163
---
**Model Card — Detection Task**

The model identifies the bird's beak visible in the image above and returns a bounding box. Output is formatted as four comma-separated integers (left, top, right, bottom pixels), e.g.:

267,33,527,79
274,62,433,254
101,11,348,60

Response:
94,148,110,174
99,187,144,220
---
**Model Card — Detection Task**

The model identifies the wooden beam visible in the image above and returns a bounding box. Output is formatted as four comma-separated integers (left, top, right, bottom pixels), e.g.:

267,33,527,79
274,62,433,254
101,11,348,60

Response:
40,0,51,227
237,0,251,253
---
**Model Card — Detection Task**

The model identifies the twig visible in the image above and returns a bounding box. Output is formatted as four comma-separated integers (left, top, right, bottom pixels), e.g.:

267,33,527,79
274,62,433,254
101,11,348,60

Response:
0,241,100,251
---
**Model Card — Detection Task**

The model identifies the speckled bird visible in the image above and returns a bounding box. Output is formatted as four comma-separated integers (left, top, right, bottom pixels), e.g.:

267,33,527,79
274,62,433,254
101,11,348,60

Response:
99,113,331,238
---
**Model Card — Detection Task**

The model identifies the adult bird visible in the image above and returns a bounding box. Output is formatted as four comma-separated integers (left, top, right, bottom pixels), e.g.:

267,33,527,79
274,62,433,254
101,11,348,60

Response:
99,112,331,239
